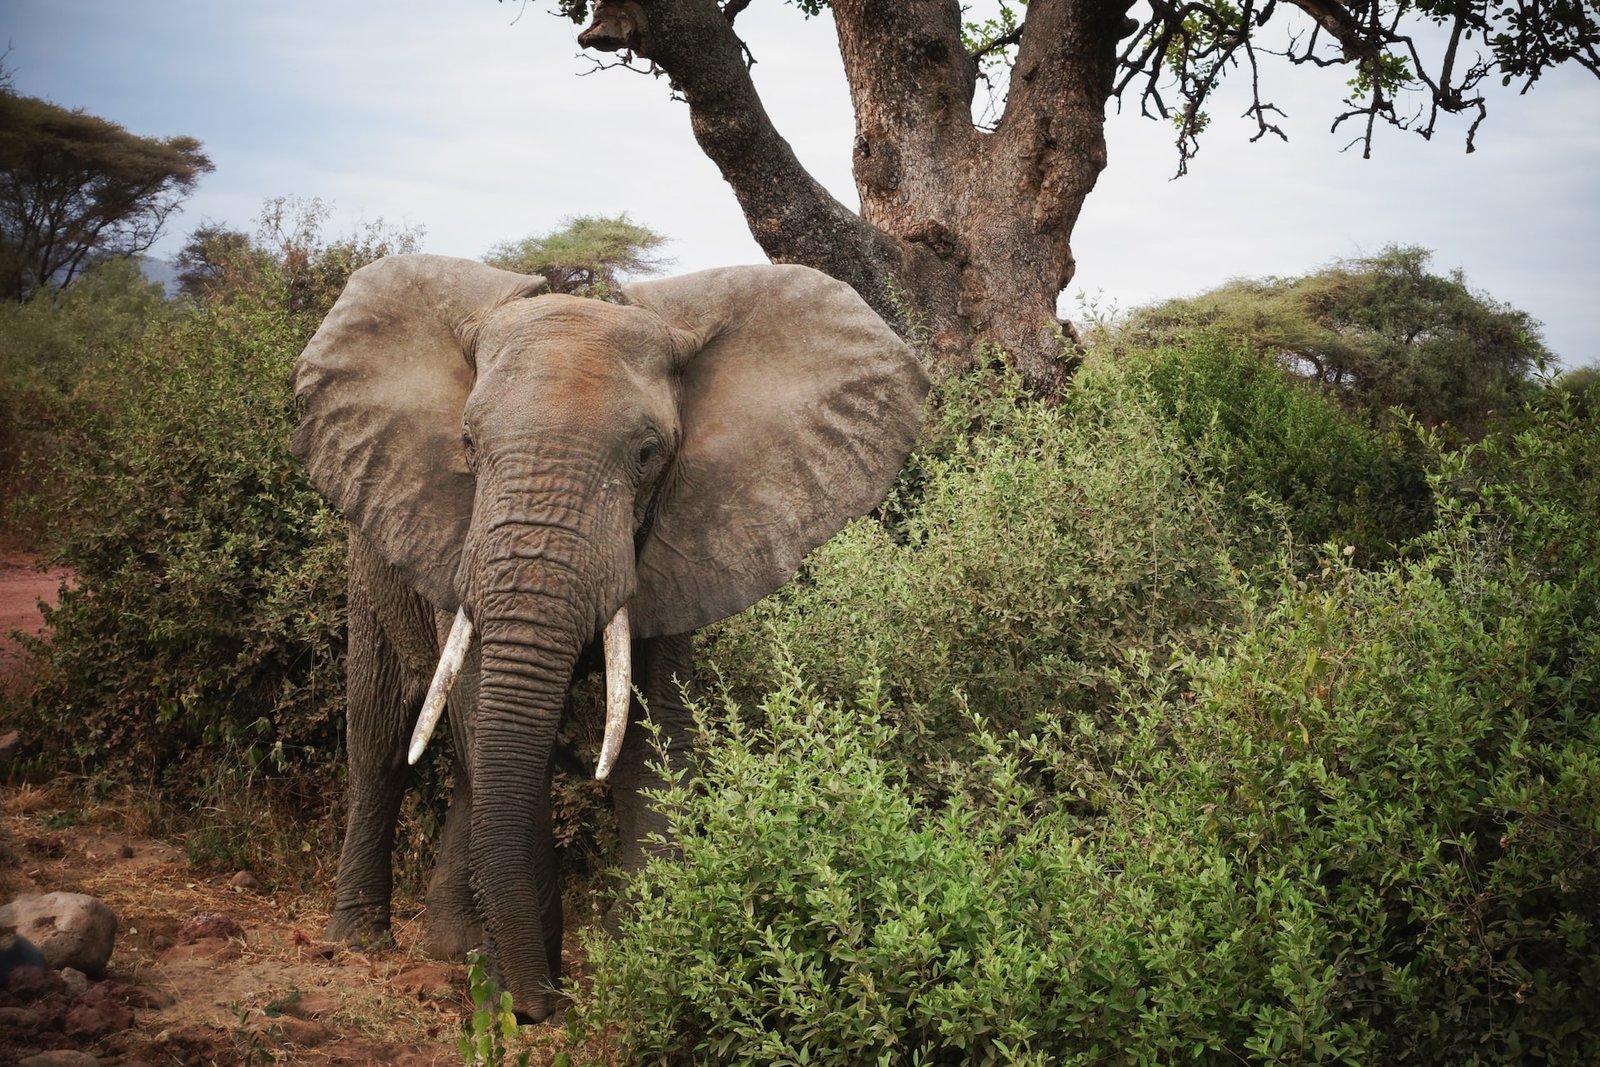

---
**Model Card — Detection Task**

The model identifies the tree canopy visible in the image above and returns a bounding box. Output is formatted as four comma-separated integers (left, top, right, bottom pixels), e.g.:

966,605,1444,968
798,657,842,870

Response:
1121,245,1549,434
0,85,213,301
541,0,1598,391
173,197,424,316
482,213,671,296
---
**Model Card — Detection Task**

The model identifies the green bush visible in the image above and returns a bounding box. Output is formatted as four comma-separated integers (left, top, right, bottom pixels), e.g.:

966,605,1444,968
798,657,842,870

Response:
577,670,1380,1064
1137,337,1434,564
580,380,1598,1063
1137,403,1600,1061
8,285,348,794
0,258,172,534
2,205,434,804
703,359,1247,780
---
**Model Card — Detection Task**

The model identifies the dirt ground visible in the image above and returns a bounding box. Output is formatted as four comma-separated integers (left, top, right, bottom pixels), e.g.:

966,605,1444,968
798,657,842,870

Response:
0,558,584,1065
0,553,70,684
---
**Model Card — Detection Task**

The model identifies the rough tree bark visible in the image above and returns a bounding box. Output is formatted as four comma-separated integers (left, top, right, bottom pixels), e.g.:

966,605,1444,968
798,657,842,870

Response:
578,0,1132,393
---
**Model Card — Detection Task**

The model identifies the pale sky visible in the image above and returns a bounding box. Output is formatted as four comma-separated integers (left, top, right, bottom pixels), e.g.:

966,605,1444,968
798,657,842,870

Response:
7,1,1598,364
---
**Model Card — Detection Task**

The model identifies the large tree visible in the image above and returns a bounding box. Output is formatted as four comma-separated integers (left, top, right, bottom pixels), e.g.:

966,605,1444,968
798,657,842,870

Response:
1122,245,1549,435
0,86,213,301
544,0,1597,391
483,212,671,295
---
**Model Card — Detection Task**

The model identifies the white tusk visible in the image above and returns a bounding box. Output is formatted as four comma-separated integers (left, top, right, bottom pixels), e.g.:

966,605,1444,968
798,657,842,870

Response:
595,606,631,781
408,608,473,766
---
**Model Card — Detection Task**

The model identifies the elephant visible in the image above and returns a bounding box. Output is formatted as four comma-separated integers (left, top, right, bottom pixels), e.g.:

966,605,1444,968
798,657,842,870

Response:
290,254,928,1021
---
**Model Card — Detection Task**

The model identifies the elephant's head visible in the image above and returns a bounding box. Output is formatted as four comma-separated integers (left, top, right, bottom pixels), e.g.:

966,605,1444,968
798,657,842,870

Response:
291,254,927,1014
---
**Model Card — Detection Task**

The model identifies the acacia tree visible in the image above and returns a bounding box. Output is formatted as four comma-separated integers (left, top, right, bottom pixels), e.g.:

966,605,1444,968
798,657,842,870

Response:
0,86,213,301
1123,245,1548,434
540,0,1597,391
483,213,671,295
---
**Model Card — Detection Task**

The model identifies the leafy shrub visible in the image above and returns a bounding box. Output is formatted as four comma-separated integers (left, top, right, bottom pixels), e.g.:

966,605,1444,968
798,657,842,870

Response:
582,378,1598,1063
1136,337,1434,564
10,289,348,793
1133,403,1600,1062
577,670,1379,1064
3,203,440,796
703,359,1246,780
0,258,172,534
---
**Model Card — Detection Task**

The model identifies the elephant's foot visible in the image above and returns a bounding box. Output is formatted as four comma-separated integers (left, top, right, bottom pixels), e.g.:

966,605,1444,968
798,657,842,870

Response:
513,989,569,1027
420,914,483,961
323,905,394,950
482,945,567,1025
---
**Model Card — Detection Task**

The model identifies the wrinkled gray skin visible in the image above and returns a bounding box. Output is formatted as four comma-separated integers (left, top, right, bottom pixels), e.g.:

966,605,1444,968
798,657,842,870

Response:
291,255,928,1021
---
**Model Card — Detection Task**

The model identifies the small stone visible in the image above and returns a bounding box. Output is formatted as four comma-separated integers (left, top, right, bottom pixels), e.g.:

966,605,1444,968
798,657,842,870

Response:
0,892,118,976
392,962,454,999
159,937,242,963
59,965,89,996
150,934,173,951
118,844,135,859
175,911,243,944
112,981,175,1009
228,870,262,891
0,1004,42,1027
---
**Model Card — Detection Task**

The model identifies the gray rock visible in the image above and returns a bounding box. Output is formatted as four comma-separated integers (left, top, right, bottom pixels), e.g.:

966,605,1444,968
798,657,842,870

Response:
59,965,89,996
0,892,118,977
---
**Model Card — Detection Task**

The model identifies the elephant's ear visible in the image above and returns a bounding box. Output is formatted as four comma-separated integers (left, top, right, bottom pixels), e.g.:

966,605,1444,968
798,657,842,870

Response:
291,254,547,610
622,264,929,637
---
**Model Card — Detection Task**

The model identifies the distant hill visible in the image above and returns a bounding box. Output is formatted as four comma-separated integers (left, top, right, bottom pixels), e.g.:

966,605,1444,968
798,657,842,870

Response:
137,255,181,297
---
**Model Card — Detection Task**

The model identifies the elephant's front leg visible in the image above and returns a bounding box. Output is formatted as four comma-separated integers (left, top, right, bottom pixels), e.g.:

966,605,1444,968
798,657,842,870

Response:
325,593,420,946
326,535,439,947
607,632,695,934
422,624,483,960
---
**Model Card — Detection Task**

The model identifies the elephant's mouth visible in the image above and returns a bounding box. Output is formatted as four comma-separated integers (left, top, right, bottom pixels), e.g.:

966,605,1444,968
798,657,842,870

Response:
406,604,633,779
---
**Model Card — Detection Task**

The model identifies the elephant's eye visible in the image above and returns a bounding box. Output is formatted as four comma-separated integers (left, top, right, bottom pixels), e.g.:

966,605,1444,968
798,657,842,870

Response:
637,440,660,467
461,429,477,468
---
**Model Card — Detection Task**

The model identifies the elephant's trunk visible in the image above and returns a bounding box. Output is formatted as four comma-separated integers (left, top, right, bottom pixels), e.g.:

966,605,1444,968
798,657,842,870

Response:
460,460,637,1019
410,604,631,778
471,583,588,1020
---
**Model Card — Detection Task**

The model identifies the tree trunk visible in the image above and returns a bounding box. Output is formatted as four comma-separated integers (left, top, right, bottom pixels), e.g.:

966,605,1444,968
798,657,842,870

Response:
577,0,1131,394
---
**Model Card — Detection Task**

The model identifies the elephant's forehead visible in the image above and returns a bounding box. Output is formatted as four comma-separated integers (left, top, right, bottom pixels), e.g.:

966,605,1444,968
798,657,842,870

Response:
478,295,670,374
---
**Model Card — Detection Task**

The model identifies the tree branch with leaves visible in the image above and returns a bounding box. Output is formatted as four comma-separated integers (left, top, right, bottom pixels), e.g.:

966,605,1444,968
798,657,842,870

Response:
0,83,213,301
532,0,1596,392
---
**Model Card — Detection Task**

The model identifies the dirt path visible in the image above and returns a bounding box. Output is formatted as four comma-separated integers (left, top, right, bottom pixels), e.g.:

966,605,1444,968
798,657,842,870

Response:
0,557,585,1064
2,783,565,1065
0,553,69,687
